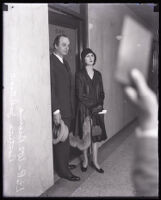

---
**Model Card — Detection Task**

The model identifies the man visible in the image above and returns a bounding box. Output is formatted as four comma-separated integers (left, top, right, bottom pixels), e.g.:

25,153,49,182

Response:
50,34,80,181
124,69,158,196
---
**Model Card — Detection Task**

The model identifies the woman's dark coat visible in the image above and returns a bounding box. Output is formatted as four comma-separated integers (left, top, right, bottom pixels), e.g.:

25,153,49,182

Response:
74,68,107,143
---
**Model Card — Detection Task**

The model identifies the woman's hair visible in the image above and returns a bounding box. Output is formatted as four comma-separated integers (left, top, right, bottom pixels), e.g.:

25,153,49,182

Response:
81,48,97,66
53,34,69,49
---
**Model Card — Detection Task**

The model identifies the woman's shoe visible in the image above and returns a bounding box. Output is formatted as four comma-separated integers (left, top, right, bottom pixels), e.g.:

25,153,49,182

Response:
91,162,104,173
81,161,88,172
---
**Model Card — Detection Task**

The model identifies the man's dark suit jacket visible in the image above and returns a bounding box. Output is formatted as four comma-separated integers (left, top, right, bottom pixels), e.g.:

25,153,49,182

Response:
50,54,74,119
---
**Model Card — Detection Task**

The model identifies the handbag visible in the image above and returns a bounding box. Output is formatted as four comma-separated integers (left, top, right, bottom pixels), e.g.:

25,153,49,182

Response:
91,125,102,137
91,112,102,137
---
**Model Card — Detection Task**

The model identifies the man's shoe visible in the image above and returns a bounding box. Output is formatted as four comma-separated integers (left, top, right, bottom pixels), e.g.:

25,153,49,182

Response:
68,164,76,170
66,174,80,181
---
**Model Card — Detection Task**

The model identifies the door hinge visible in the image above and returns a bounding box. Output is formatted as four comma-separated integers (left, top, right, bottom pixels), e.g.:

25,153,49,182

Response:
3,4,8,11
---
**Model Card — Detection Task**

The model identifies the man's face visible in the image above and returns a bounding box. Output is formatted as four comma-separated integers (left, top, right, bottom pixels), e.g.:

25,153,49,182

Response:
55,36,70,57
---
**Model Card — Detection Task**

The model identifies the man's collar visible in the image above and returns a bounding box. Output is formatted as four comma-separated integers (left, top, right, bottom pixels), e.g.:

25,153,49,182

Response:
53,52,64,64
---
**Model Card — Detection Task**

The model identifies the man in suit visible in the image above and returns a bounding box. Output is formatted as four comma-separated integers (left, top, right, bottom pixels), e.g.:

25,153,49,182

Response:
50,34,80,181
124,69,158,196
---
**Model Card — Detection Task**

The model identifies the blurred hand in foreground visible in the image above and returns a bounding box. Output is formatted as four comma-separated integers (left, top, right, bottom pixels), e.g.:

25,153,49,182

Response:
124,68,158,131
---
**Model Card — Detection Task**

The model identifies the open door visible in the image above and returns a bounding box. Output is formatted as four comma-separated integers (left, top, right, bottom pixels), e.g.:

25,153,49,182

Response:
48,7,84,172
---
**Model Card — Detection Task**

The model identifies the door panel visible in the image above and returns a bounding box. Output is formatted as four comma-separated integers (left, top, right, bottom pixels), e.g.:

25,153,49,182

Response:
49,24,77,76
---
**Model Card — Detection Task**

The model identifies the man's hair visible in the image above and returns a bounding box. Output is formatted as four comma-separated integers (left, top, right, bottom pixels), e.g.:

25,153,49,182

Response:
53,34,69,49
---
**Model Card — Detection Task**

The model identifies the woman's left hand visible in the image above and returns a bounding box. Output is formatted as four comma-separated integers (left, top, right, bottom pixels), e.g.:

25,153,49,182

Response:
92,105,103,114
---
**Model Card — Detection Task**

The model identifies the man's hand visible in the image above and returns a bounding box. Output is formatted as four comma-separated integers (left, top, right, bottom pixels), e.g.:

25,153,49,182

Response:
124,69,158,131
53,112,61,126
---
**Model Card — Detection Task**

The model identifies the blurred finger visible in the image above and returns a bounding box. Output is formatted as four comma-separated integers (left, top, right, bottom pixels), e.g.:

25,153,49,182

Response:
130,69,149,96
124,86,138,104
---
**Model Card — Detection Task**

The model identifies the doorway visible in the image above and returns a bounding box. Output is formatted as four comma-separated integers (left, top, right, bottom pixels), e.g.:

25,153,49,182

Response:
48,6,85,163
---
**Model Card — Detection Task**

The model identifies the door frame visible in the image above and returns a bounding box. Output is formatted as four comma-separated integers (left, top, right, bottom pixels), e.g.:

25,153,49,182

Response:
48,10,81,72
48,4,87,165
48,4,88,71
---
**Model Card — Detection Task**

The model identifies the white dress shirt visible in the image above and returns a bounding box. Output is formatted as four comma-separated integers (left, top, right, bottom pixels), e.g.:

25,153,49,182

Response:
53,52,64,64
52,52,64,115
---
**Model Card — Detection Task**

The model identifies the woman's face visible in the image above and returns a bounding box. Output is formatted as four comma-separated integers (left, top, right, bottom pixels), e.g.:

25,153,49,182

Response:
84,53,95,66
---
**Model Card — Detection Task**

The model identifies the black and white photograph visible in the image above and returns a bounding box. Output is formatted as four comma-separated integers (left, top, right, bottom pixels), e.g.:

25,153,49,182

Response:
2,2,159,197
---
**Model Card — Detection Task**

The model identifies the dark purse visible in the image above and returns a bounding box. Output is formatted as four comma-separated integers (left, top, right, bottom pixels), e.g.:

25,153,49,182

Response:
91,125,102,137
91,107,102,137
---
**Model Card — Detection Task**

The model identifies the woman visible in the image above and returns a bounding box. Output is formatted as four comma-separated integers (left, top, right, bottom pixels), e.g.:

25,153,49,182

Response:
71,48,107,173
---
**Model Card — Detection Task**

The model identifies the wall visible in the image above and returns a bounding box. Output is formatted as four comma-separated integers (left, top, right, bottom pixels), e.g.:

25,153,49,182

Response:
87,4,154,142
56,3,81,13
3,4,53,196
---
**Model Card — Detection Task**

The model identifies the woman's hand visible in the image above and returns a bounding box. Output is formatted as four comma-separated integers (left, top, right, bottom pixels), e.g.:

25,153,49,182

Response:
92,105,103,114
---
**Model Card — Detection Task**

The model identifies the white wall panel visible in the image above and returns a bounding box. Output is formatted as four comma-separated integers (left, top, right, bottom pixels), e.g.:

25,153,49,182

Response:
3,4,53,197
88,4,153,141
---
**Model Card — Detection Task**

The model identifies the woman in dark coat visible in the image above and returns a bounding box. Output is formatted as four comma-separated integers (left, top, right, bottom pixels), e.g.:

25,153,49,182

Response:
70,48,107,173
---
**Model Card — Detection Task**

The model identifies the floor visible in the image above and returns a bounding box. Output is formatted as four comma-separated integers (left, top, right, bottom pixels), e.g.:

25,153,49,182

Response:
41,120,137,197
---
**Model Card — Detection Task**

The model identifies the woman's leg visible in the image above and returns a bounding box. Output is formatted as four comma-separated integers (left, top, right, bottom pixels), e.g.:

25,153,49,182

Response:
83,149,88,167
92,142,101,169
